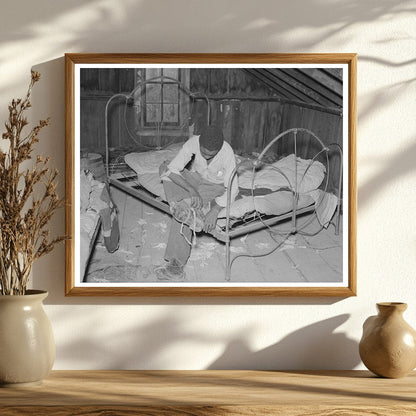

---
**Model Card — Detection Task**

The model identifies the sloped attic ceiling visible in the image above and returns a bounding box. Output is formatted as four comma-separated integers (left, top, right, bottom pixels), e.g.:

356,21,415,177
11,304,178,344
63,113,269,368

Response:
244,68,343,111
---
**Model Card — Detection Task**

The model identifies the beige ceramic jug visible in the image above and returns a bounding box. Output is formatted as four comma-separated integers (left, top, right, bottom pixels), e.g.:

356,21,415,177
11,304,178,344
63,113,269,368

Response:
359,302,416,378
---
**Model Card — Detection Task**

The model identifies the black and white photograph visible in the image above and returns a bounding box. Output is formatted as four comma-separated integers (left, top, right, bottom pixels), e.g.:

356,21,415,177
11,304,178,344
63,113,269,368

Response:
66,55,356,296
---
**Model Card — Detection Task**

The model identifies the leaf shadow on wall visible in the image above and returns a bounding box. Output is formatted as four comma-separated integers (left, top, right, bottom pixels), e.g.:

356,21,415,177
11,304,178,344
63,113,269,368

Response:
207,314,360,370
356,55,416,210
0,0,414,97
52,308,359,370
358,139,416,209
53,309,219,369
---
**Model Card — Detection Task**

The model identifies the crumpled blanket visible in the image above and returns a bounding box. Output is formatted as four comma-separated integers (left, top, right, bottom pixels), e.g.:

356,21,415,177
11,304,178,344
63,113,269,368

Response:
124,142,183,175
217,189,338,229
82,171,119,253
97,184,119,253
309,189,339,228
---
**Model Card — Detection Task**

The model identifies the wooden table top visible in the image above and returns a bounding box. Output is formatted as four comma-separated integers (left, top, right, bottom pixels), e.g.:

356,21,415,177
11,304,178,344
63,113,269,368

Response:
1,370,415,415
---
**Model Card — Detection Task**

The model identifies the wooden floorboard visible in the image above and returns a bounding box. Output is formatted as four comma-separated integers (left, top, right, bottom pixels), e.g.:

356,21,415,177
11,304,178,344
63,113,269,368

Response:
84,192,343,284
187,236,225,282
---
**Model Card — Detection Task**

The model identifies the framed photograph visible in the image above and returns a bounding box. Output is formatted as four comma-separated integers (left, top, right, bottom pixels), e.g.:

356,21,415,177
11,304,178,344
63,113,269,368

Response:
65,53,356,296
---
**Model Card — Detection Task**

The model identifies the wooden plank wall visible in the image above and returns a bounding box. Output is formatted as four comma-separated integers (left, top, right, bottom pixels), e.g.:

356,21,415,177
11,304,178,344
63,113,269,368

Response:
80,68,137,156
191,69,342,193
191,68,285,155
81,68,190,156
279,104,343,193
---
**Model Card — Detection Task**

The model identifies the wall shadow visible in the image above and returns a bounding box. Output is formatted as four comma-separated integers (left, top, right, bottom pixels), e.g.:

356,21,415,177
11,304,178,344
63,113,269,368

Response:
30,56,67,302
207,314,360,370
1,0,413,56
359,139,416,209
53,310,359,370
54,311,214,369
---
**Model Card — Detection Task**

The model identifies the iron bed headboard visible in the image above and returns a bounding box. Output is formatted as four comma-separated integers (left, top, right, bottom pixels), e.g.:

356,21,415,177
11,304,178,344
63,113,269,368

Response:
104,75,211,178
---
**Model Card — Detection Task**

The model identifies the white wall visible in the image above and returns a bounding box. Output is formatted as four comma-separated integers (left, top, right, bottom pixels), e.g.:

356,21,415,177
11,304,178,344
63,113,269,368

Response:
1,0,415,370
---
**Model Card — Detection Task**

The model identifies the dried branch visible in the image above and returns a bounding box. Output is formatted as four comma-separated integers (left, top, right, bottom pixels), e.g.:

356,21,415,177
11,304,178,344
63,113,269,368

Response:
0,71,66,295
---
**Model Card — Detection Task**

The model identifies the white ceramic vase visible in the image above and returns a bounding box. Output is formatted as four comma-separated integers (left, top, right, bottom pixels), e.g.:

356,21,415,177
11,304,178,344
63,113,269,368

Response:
0,290,55,387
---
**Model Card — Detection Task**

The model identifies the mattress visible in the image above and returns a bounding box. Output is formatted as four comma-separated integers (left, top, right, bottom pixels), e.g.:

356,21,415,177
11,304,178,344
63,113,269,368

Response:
124,149,335,225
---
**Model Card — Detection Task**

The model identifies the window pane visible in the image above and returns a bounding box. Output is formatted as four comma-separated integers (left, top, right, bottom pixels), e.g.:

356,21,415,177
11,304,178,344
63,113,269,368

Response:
163,84,179,103
163,104,179,123
146,84,161,103
143,68,181,126
146,68,161,80
146,104,162,123
163,68,178,82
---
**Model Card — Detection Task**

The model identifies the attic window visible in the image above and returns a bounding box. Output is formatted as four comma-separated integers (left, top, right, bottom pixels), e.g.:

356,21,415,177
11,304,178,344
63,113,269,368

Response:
144,68,180,126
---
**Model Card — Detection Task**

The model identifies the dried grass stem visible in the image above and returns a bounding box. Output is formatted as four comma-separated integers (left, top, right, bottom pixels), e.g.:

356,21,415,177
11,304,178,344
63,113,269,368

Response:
0,71,65,295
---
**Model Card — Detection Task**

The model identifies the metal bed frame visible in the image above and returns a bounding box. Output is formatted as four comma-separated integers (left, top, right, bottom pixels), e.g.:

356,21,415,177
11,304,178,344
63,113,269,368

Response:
104,77,343,282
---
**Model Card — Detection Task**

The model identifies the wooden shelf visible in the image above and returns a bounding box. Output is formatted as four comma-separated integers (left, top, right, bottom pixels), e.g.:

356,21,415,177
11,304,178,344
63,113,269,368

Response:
1,370,415,415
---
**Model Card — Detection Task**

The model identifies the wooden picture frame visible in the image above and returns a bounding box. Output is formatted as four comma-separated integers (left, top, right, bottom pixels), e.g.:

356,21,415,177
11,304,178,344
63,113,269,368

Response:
65,53,356,296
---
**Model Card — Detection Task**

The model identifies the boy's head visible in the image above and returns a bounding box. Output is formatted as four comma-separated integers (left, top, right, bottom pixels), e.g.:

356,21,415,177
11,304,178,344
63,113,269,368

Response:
199,125,224,152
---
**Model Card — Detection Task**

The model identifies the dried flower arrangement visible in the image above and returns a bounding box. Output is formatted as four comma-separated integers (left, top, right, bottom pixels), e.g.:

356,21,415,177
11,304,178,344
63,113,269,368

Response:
0,71,65,295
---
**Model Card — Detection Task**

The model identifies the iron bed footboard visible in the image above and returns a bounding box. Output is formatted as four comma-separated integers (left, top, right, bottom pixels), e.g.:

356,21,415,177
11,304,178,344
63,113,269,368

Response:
220,127,343,281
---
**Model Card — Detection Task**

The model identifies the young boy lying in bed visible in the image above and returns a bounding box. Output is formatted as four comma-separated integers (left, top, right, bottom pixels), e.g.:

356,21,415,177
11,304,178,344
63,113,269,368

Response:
155,124,239,281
